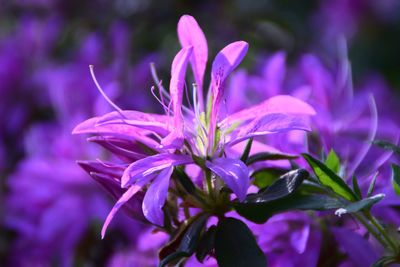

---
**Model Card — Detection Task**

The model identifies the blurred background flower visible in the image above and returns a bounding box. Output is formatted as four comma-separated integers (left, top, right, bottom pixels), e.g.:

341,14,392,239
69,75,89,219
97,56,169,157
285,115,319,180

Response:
1,0,399,266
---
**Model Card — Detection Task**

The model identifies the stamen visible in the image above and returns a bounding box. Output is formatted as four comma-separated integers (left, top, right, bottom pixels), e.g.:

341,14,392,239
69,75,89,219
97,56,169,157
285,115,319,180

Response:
184,82,193,110
151,86,169,114
89,65,126,118
150,63,170,98
150,62,192,115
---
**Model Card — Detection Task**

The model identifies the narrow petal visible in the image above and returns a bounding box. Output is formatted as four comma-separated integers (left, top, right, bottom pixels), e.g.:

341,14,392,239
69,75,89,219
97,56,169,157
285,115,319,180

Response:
96,110,169,136
89,172,146,223
161,47,193,149
211,41,249,88
263,51,286,97
142,167,174,226
77,160,124,178
209,41,249,150
177,14,208,108
87,136,148,161
221,95,316,128
206,158,250,201
170,46,193,126
227,114,311,146
101,177,151,239
121,154,192,188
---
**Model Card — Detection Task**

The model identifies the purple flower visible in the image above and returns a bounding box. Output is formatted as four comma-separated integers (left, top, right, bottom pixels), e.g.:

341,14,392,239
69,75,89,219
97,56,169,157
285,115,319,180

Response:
4,22,156,266
73,14,316,238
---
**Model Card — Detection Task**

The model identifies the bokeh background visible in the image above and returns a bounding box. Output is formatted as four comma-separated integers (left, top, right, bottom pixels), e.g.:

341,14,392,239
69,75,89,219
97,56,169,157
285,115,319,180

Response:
1,0,400,266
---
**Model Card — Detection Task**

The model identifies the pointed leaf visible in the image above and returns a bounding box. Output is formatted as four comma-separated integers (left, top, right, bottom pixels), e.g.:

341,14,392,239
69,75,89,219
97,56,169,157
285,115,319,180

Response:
239,138,253,163
325,149,340,174
159,214,208,267
302,153,356,201
352,175,362,200
235,192,342,224
367,172,379,197
196,226,216,263
252,168,287,189
371,256,397,267
246,151,297,165
215,217,267,267
372,140,400,155
246,169,309,203
335,194,385,217
206,158,250,201
391,164,400,196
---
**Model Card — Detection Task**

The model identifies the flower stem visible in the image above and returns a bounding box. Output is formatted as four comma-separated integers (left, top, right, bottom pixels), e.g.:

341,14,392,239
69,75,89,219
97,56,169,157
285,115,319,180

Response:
352,212,389,249
205,169,214,198
366,212,399,253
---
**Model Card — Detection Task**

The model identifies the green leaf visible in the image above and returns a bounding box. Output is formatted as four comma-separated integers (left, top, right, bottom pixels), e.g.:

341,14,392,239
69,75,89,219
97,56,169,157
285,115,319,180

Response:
235,192,342,223
352,175,362,200
247,169,309,202
372,140,400,155
215,217,267,267
195,226,216,263
252,168,287,189
302,153,356,201
391,164,400,196
158,214,208,267
334,194,385,217
246,152,297,165
367,172,379,197
325,149,340,174
371,256,396,267
240,138,253,163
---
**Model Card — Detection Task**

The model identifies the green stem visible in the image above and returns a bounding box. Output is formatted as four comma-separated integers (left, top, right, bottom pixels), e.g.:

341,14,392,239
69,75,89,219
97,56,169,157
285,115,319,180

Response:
353,213,389,249
367,212,398,253
205,169,214,198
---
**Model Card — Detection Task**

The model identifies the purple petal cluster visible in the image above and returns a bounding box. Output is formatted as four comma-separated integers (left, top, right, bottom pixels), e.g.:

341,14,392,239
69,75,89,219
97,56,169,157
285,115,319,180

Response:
3,22,157,266
73,14,315,241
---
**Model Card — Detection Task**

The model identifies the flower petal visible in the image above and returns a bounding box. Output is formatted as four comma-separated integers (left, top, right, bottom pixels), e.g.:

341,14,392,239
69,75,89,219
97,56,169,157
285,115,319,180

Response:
211,41,249,88
87,136,148,161
206,158,250,201
160,47,193,149
142,166,174,226
121,154,192,188
221,95,316,128
178,14,208,108
209,41,249,149
262,51,286,97
227,114,311,146
96,110,169,136
101,176,151,239
89,171,146,223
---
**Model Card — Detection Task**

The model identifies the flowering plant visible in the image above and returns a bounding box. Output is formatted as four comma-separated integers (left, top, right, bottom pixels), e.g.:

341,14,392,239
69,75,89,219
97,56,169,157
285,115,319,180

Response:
74,15,400,266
